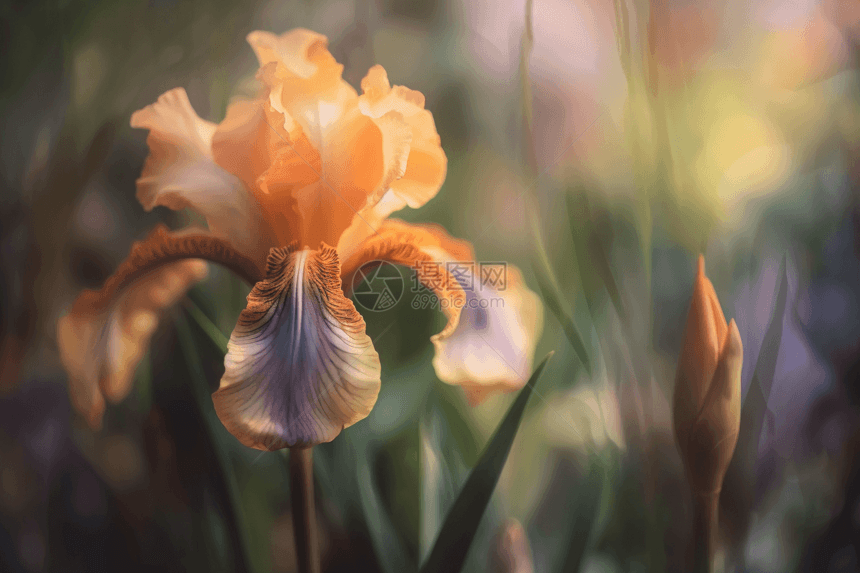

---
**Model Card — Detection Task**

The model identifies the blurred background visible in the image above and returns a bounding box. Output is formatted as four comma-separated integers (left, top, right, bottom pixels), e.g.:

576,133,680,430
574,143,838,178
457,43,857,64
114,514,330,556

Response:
2,0,860,571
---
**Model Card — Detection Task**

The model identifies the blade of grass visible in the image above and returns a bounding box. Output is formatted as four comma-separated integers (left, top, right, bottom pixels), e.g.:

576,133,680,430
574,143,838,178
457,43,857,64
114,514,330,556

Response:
566,191,628,325
134,350,153,415
357,450,416,573
557,460,604,573
518,0,590,376
736,256,788,467
183,296,229,353
520,0,538,176
531,251,591,375
419,393,475,563
175,312,258,573
526,189,591,374
419,352,554,573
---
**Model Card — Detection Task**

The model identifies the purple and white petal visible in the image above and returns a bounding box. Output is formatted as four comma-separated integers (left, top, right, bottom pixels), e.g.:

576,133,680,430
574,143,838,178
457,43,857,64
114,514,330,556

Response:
213,244,381,450
431,263,544,406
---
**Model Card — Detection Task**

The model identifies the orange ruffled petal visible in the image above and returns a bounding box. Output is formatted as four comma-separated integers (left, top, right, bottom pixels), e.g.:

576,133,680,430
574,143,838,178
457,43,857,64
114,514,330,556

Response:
340,219,471,340
359,65,447,210
220,30,416,251
335,68,449,255
57,226,264,428
287,104,411,249
211,94,308,247
248,29,358,151
340,219,543,406
131,88,275,265
59,260,207,428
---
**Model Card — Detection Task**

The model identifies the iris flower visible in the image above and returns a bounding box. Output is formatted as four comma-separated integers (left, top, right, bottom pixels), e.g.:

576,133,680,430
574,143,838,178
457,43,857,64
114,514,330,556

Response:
58,29,543,451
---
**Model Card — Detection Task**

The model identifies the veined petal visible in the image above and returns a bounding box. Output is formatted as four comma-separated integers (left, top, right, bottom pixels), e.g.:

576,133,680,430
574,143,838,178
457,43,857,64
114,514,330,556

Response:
57,226,263,428
431,264,544,406
131,88,274,264
359,65,447,210
213,244,381,450
339,219,471,339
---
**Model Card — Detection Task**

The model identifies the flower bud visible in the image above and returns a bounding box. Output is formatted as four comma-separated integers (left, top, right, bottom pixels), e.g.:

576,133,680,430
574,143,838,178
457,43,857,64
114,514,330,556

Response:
673,256,743,496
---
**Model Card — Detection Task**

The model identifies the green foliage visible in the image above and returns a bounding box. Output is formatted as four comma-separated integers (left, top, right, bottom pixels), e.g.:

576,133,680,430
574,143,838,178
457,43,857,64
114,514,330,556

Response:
175,312,262,573
419,353,553,573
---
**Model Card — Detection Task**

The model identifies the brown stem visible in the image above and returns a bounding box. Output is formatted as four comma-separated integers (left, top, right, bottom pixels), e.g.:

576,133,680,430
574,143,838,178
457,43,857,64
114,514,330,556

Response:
692,491,719,573
290,447,320,573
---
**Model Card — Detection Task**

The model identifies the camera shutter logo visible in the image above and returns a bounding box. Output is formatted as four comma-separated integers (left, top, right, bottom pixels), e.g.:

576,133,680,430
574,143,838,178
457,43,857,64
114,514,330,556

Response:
351,260,404,312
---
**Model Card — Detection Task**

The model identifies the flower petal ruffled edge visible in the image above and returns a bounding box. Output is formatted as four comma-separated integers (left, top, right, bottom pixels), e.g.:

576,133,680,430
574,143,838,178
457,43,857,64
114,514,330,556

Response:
247,29,358,151
339,219,471,340
339,219,544,406
211,80,312,247
359,65,447,210
131,87,275,265
332,67,447,253
253,56,413,249
213,243,381,450
431,264,544,406
57,225,264,428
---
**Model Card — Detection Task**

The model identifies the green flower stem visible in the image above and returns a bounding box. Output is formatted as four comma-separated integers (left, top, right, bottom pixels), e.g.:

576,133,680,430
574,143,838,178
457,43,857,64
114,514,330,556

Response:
290,447,320,573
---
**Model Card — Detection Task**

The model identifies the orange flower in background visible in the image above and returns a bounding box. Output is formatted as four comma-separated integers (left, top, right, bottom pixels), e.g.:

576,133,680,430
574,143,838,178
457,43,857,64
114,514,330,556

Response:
673,255,743,497
491,519,534,573
57,29,543,450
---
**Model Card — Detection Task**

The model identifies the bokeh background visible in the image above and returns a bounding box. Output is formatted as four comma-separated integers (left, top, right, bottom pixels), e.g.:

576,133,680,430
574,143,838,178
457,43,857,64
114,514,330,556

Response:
2,0,860,571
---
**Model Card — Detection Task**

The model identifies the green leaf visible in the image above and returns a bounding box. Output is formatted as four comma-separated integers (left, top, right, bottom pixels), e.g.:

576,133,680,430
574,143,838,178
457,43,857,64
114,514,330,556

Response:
721,255,788,558
133,350,153,415
736,255,788,469
557,460,604,573
532,263,592,376
357,450,416,573
419,352,554,573
175,312,259,573
183,296,229,354
419,393,474,563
